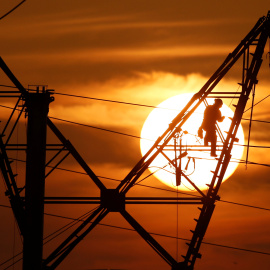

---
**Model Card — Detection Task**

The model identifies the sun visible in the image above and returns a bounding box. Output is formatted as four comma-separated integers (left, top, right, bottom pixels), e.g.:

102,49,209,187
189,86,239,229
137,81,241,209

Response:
140,93,245,191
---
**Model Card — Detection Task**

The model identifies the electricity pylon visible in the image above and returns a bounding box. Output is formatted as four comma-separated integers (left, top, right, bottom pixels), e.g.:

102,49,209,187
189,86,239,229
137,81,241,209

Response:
0,11,269,270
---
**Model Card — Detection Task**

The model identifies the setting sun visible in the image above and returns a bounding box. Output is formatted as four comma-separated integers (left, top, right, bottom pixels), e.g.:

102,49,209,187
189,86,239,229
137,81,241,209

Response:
140,93,245,191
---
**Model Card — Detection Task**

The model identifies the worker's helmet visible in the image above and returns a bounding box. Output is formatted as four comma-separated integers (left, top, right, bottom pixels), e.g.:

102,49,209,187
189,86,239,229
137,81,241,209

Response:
214,98,223,107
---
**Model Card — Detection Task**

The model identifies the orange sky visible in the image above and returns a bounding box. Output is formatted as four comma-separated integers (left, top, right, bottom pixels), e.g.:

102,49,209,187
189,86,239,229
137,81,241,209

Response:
0,1,270,270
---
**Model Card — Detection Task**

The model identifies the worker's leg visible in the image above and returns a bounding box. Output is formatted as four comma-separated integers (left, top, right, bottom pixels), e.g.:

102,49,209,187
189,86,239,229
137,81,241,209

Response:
210,133,217,157
204,132,209,146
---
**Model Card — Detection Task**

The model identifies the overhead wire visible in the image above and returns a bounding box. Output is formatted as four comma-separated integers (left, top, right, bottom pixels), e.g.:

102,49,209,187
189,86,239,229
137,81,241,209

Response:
244,94,270,113
1,158,270,266
0,85,270,267
50,115,270,149
1,83,270,122
49,116,146,140
0,206,99,269
1,101,269,149
0,0,26,21
5,153,270,212
55,92,159,110
53,91,270,122
0,202,269,270
44,211,270,256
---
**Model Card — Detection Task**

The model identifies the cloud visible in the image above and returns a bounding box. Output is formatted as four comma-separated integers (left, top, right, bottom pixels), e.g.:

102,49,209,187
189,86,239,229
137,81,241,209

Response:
5,45,233,66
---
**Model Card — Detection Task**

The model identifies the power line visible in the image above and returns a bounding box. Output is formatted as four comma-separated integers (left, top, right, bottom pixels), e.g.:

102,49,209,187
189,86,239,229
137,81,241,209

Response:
1,99,270,150
0,203,269,269
0,89,270,260
50,115,270,149
0,207,99,269
0,84,173,111
1,84,270,123
6,156,270,211
54,92,270,123
49,116,145,140
54,92,159,110
244,94,270,113
5,153,270,211
43,211,270,256
220,200,270,211
0,0,26,21
242,118,270,124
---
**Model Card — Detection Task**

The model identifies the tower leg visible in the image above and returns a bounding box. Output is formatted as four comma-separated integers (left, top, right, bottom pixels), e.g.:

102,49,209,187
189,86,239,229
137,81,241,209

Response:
23,90,52,270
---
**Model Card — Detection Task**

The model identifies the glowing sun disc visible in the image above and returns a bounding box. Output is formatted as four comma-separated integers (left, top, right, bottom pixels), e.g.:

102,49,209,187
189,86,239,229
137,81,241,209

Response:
140,93,245,191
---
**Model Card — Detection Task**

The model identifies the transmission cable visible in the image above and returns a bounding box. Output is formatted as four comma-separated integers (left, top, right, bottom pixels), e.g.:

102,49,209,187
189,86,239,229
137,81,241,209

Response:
244,94,270,113
49,115,270,149
6,156,270,211
0,86,270,124
49,116,146,140
54,92,160,109
1,83,270,122
0,206,99,269
2,101,270,149
51,115,270,150
0,203,269,270
44,211,270,255
0,0,26,21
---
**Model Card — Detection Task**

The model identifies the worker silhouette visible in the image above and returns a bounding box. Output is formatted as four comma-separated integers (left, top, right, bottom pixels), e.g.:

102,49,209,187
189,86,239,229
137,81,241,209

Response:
198,98,225,157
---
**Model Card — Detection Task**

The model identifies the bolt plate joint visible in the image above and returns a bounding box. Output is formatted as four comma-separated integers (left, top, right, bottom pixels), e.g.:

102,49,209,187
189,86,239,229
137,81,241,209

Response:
101,189,125,212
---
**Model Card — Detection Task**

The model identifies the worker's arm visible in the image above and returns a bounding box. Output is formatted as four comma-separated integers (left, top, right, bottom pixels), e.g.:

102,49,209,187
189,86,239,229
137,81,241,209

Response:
217,111,225,122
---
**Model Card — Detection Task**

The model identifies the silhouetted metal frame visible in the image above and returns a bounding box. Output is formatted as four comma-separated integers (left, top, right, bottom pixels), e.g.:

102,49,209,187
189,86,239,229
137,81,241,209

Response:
115,11,270,269
0,10,269,270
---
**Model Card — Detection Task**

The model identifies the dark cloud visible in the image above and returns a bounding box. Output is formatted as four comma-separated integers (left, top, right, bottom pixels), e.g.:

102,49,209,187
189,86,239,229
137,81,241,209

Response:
1,1,270,87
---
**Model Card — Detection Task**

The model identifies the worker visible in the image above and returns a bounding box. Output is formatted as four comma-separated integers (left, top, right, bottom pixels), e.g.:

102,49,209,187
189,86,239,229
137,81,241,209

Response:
198,98,225,157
